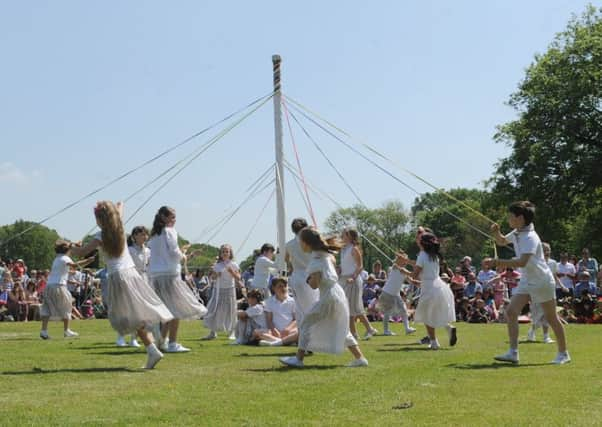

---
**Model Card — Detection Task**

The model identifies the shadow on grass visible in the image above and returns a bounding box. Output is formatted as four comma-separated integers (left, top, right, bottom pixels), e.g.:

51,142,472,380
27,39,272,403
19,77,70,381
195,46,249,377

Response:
381,342,422,347
85,350,142,356
377,346,449,352
446,362,551,370
2,367,141,375
243,365,340,373
236,352,297,358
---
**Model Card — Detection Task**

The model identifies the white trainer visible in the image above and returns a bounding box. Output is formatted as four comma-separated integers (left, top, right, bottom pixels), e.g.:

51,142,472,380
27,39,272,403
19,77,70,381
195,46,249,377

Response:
494,350,519,364
279,356,304,368
166,343,190,353
405,327,417,335
347,358,369,368
527,329,536,342
64,329,79,338
383,330,396,336
158,338,169,352
40,330,50,340
129,338,141,348
144,349,164,369
552,352,571,365
116,336,127,347
364,328,378,340
543,335,555,344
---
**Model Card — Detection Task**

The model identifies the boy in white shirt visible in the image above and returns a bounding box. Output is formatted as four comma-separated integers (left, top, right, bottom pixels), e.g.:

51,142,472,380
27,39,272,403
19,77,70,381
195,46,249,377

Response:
491,201,570,365
257,278,297,346
251,243,278,299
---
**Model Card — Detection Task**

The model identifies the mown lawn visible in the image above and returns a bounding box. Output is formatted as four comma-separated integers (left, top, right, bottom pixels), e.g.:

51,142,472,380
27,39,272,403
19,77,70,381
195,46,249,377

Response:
0,319,600,426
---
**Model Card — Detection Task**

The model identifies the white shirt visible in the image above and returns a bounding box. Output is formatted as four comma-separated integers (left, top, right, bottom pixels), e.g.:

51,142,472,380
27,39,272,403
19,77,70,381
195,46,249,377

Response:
340,244,358,277
416,251,439,281
94,232,135,274
47,255,74,285
252,255,277,289
245,303,268,330
306,251,339,290
265,294,296,330
67,270,82,292
213,261,239,289
557,261,576,289
148,227,184,276
128,244,150,275
505,224,555,286
285,236,310,275
383,268,406,295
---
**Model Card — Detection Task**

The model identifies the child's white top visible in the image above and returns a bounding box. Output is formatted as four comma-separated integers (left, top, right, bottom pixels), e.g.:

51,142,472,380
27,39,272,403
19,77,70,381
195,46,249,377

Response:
285,235,311,274
128,244,150,274
213,260,239,289
306,251,339,290
148,227,184,276
416,251,439,281
94,232,135,274
245,303,268,330
265,294,296,330
252,255,277,289
340,244,358,276
383,268,406,295
505,224,555,286
47,255,74,285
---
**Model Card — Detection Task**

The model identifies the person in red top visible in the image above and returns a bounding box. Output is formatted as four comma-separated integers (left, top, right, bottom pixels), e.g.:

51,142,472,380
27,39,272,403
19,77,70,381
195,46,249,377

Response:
500,267,521,298
13,259,25,278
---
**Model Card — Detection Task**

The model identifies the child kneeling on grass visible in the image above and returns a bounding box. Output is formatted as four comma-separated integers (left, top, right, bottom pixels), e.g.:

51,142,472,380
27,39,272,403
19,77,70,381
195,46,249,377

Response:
233,289,268,345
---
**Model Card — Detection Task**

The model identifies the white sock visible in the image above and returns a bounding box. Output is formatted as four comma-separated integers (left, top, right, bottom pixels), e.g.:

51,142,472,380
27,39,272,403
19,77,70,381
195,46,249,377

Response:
147,343,159,354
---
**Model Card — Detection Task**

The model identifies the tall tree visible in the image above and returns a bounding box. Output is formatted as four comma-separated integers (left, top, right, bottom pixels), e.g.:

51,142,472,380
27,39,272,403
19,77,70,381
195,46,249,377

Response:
0,221,60,269
489,5,602,251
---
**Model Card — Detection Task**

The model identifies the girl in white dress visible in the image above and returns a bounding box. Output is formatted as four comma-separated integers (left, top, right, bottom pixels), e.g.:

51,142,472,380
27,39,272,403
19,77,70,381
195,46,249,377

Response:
410,228,457,350
148,206,208,353
112,225,150,348
378,252,416,336
284,218,319,325
72,201,174,369
202,244,239,340
280,227,368,368
40,240,95,340
340,228,378,340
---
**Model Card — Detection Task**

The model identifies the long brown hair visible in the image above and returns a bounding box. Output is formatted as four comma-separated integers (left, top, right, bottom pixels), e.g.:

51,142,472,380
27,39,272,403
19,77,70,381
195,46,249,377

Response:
343,227,360,247
94,201,126,258
300,227,342,254
151,206,176,237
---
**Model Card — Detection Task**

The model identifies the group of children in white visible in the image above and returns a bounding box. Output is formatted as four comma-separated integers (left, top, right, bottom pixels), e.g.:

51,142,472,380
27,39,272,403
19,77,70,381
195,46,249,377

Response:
38,199,570,370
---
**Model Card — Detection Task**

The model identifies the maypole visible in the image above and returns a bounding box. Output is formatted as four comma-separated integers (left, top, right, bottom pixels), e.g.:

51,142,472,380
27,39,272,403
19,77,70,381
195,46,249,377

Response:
272,54,287,273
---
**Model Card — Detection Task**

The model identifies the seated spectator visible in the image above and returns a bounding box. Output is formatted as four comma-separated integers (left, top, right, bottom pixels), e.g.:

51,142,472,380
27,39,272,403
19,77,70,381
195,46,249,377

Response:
491,275,507,309
256,278,297,346
574,271,597,297
573,288,596,322
459,256,475,280
482,288,499,321
577,248,599,286
25,281,42,321
1,271,14,292
362,274,380,307
440,260,454,282
558,300,577,323
7,281,28,321
366,288,383,322
468,299,490,323
456,297,471,322
372,260,387,286
464,273,482,299
477,258,497,291
450,267,466,299
235,289,268,345
500,267,521,297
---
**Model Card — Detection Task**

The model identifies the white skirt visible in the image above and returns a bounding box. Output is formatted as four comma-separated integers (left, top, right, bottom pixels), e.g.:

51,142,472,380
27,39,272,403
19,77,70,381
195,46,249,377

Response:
151,274,208,320
203,286,237,332
40,284,72,320
107,268,174,335
378,291,408,317
340,276,364,316
289,271,319,325
298,283,357,354
414,277,456,328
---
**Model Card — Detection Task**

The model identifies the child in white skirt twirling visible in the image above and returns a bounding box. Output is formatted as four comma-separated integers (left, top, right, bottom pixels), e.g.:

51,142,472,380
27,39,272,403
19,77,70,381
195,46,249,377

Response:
280,227,368,368
378,252,416,336
202,244,239,340
72,201,174,369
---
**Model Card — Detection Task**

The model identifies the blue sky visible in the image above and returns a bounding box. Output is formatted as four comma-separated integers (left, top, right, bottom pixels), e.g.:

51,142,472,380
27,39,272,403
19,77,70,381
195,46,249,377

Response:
0,1,592,258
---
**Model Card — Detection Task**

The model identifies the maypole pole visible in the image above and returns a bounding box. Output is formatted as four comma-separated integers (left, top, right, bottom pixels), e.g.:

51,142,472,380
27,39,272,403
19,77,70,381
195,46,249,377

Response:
272,54,287,273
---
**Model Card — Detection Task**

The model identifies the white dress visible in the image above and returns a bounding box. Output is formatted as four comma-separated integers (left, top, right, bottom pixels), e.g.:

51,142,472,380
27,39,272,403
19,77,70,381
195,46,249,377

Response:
96,232,174,335
298,252,358,354
285,236,319,324
203,261,238,332
414,252,456,328
40,255,74,320
339,244,364,316
128,244,150,282
378,268,409,317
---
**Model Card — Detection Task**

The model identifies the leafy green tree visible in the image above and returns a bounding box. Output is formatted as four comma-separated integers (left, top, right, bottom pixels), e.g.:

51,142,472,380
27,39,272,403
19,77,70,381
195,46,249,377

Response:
489,5,602,252
0,221,60,269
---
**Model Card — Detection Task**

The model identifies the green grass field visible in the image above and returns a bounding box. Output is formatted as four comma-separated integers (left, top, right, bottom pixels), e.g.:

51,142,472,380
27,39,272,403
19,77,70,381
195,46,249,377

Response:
0,320,600,426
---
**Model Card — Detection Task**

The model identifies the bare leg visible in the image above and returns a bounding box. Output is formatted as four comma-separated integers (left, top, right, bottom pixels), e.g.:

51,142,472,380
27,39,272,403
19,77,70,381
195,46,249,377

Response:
349,317,357,337
63,318,70,331
358,314,373,332
295,348,307,361
505,294,530,350
168,319,180,342
541,300,567,353
348,344,364,360
160,322,169,340
41,316,49,331
426,325,436,341
137,328,152,346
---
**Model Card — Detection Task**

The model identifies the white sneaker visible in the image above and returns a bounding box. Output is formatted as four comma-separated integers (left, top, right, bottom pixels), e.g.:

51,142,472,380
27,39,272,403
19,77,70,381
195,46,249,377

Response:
64,329,79,338
347,357,369,367
527,329,536,342
158,338,169,352
494,350,519,364
383,330,396,336
279,356,304,368
116,336,127,347
201,332,217,341
144,348,164,369
228,333,236,340
364,328,378,340
40,330,50,340
552,352,571,365
429,340,440,350
129,338,141,348
229,340,242,346
259,339,283,347
405,327,417,335
166,342,190,353
543,335,555,344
